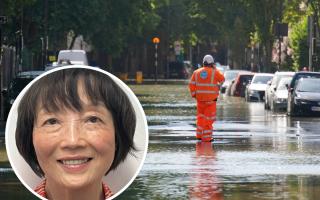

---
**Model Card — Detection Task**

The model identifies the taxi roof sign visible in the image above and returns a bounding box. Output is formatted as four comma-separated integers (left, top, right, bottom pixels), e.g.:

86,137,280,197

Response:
152,37,160,44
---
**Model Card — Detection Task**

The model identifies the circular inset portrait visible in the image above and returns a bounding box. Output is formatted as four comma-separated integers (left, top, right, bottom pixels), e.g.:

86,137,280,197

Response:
5,66,148,200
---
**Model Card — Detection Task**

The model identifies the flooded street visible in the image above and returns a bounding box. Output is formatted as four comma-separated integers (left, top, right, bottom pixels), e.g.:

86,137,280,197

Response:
1,83,320,199
2,1,320,199
119,84,320,200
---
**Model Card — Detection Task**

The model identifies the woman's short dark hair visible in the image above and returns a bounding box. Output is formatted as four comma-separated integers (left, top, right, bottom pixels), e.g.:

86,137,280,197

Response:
15,68,136,177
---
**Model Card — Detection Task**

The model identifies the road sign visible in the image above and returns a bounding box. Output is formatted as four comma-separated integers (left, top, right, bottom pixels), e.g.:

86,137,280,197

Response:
0,16,8,24
274,23,288,37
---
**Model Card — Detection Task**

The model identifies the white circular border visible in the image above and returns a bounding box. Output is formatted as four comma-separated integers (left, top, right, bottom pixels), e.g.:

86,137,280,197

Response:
5,65,149,200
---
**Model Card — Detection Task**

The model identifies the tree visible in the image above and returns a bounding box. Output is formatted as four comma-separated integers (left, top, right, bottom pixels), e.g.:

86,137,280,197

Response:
289,16,308,70
186,0,254,67
283,0,309,71
2,0,160,70
246,0,284,72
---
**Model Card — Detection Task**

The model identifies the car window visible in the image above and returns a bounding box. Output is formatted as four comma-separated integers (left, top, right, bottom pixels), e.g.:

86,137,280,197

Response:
291,73,320,88
225,71,239,81
296,79,320,93
272,74,292,86
252,76,273,84
239,75,253,84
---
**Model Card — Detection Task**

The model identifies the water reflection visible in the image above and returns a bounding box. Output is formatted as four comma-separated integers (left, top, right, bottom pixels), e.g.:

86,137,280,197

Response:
189,142,223,200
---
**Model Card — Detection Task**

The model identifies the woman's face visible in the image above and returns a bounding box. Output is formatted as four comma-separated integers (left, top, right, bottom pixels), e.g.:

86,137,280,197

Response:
32,91,115,189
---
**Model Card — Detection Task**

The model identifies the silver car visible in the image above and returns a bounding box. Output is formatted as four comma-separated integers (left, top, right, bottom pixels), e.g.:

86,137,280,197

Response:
245,73,273,102
270,77,292,112
265,71,295,109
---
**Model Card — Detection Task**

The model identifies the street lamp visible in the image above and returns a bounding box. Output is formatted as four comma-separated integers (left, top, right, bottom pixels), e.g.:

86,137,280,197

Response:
152,37,160,83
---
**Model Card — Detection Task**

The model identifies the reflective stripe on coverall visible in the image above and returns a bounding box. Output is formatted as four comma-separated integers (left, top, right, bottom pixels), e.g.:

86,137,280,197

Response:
189,66,225,142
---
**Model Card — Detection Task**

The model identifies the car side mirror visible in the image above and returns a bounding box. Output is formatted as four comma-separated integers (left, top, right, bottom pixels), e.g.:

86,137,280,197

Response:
288,87,294,93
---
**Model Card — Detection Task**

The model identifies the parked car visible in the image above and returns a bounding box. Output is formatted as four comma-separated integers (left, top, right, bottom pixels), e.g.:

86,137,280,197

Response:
265,71,295,110
2,71,45,118
230,72,254,97
245,73,274,102
270,77,292,112
287,72,320,116
57,49,88,65
288,78,320,116
221,70,249,94
168,61,192,79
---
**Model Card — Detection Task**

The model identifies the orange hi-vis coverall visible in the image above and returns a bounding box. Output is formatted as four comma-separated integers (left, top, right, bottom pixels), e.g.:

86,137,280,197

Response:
189,66,225,142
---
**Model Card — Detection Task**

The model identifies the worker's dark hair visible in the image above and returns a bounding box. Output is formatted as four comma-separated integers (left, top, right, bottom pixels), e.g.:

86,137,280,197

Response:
16,68,136,177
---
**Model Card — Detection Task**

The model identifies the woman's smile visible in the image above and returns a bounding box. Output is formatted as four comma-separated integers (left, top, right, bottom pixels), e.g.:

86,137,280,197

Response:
57,156,93,172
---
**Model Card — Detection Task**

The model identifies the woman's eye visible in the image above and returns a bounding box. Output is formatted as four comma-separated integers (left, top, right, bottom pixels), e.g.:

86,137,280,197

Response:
86,116,102,123
43,118,59,126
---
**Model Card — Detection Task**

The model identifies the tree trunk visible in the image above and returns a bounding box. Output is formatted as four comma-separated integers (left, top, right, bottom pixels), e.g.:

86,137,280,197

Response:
264,39,273,73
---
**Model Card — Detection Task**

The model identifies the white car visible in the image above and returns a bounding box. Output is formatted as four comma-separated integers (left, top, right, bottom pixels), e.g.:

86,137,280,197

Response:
245,73,274,101
270,77,292,112
57,50,88,65
265,71,295,109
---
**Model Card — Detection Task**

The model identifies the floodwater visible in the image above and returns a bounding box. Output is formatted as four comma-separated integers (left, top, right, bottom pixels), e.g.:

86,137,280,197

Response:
118,84,320,200
1,83,320,199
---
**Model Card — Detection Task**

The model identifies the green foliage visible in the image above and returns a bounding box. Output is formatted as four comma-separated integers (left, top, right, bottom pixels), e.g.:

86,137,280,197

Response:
283,0,309,24
2,0,317,71
289,16,308,70
3,0,160,56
